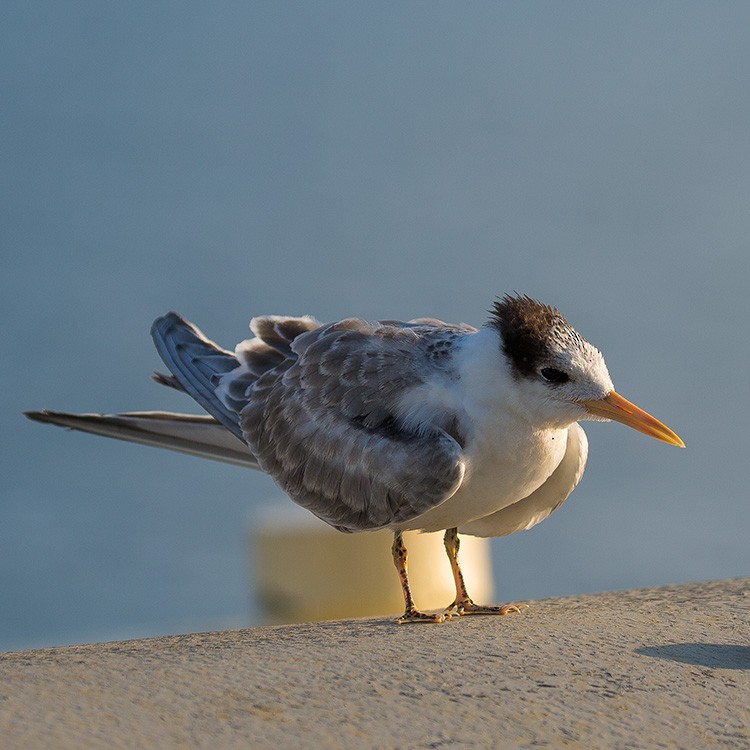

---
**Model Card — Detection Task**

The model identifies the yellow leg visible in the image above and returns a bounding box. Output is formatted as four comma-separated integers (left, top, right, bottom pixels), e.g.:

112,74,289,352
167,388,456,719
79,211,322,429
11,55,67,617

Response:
443,528,525,616
392,531,446,624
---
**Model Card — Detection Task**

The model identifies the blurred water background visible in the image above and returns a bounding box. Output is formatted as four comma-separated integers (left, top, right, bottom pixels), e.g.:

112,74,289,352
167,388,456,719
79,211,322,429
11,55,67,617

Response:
2,2,748,651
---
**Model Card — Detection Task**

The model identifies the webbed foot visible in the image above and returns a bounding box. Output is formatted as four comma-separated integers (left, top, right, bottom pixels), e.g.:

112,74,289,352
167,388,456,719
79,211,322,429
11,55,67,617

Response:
396,607,449,624
445,597,527,617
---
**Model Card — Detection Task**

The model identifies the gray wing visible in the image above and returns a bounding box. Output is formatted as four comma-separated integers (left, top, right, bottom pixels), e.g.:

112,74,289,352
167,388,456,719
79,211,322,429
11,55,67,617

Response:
30,312,474,529
458,423,589,538
239,318,472,532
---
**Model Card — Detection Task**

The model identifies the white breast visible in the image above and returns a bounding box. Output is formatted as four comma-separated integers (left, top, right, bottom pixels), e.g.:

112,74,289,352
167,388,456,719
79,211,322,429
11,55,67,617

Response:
395,326,571,533
398,421,568,533
458,423,588,538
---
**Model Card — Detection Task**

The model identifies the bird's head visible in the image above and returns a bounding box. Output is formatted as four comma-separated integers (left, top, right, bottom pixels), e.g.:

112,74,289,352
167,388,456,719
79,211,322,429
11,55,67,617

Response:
489,295,684,447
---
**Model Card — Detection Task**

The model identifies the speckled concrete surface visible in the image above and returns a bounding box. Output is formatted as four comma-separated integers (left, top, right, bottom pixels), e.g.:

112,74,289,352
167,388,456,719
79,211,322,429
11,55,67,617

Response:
1,578,748,749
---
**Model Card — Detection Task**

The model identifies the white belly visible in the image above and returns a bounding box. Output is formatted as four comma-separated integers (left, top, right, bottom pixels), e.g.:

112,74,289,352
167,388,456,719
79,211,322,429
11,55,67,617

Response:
397,426,568,533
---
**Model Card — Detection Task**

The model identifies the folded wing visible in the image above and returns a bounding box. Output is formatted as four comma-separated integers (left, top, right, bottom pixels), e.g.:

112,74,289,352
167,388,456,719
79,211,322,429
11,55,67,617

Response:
240,318,471,532
30,313,473,534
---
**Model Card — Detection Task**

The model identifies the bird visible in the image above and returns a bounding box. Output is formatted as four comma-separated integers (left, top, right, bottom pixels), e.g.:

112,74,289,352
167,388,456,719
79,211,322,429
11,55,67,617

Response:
26,295,684,623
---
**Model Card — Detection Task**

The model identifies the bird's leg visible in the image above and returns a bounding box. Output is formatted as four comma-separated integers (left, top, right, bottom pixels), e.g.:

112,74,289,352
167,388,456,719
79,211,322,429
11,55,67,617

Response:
392,531,446,624
443,528,525,616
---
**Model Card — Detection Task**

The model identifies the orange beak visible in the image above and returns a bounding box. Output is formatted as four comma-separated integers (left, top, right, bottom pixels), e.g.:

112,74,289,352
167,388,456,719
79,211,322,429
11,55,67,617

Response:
581,391,685,448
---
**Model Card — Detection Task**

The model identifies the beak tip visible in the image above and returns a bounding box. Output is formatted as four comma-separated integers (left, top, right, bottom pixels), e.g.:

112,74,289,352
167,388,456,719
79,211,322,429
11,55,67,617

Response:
665,430,685,449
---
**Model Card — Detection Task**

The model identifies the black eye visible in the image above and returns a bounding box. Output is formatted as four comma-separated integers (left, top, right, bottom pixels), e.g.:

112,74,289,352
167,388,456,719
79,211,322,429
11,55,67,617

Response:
540,367,569,384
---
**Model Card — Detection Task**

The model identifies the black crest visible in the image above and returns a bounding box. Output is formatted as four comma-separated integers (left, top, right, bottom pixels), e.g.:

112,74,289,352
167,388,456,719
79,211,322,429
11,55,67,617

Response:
489,295,569,377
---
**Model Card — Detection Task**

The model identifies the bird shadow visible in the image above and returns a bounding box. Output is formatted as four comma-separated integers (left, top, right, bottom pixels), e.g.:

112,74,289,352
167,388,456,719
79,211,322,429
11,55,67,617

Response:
636,643,750,670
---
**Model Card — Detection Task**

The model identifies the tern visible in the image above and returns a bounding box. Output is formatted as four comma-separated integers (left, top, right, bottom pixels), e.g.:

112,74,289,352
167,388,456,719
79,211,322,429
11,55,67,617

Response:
27,295,684,623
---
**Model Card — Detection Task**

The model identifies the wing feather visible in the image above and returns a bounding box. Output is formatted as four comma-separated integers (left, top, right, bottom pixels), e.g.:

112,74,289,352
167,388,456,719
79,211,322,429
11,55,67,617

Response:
240,319,470,531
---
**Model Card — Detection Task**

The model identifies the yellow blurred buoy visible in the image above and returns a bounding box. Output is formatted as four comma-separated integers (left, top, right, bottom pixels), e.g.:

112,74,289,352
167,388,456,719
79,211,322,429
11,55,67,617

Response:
252,505,494,624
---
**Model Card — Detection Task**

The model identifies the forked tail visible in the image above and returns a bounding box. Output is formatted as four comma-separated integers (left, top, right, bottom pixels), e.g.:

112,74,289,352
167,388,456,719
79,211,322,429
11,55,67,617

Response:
24,410,260,468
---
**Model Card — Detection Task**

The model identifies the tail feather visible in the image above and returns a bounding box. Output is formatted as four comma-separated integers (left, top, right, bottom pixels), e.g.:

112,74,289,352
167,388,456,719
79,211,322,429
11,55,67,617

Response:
152,371,185,391
24,410,260,469
151,313,243,439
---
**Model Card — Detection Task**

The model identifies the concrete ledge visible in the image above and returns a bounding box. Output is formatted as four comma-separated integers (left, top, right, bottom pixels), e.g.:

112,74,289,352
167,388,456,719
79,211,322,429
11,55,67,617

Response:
1,578,748,748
